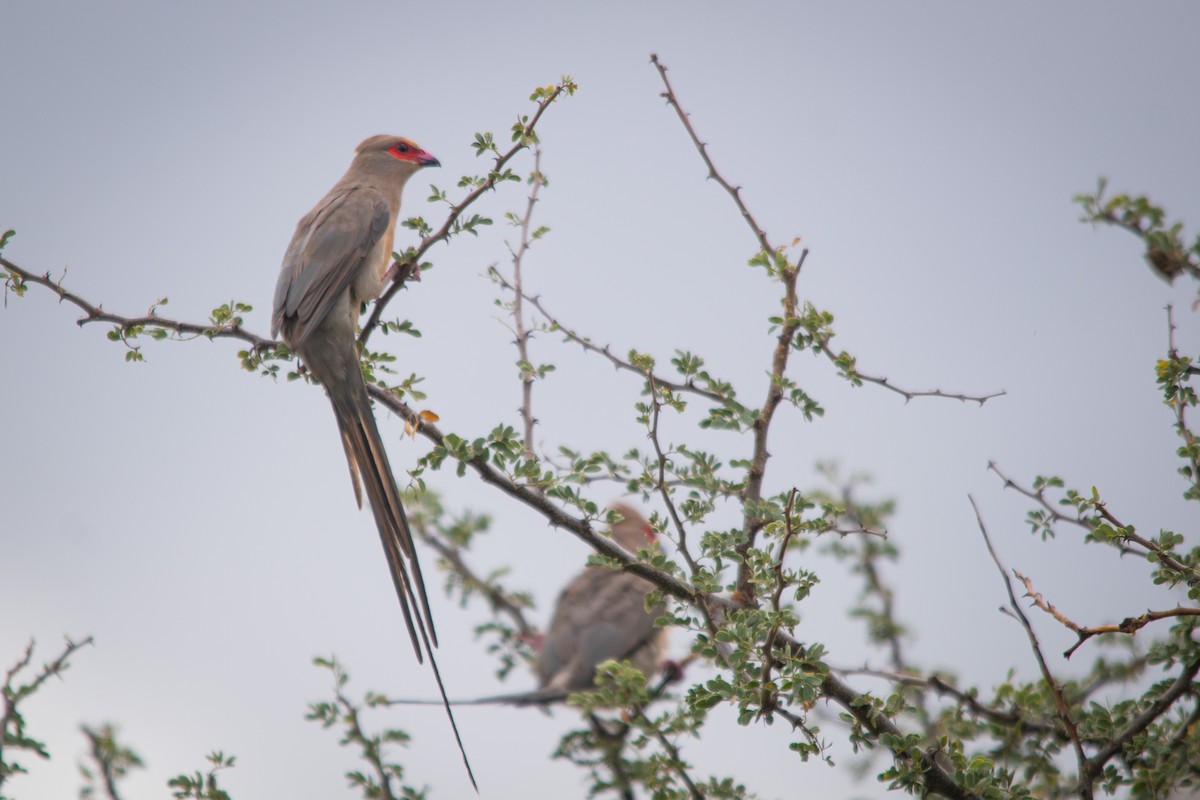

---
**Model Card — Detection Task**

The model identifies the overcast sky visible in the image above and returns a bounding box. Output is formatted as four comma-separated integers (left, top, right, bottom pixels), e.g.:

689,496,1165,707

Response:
3,2,1200,798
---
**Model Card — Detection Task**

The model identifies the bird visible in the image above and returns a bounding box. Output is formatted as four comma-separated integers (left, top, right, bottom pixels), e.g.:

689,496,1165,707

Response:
533,503,669,699
386,503,670,708
271,135,475,786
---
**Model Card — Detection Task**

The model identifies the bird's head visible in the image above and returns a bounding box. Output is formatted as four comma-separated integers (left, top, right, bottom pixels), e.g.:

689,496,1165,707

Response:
607,503,658,553
353,134,441,184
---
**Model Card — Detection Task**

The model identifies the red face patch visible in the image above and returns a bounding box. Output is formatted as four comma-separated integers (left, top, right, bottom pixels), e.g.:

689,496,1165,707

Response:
388,140,417,160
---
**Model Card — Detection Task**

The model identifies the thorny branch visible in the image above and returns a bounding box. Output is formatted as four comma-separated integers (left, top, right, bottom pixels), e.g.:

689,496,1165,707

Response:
508,148,546,456
1082,655,1200,789
0,256,276,352
815,343,1006,405
758,488,800,719
651,54,805,603
632,709,706,800
1015,568,1200,658
970,497,1091,799
1165,305,1200,501
488,276,728,405
0,636,94,791
646,378,702,576
989,461,1199,582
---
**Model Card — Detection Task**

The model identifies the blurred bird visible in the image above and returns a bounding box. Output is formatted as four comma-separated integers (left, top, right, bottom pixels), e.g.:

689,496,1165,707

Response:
533,503,668,700
271,135,475,786
388,503,670,708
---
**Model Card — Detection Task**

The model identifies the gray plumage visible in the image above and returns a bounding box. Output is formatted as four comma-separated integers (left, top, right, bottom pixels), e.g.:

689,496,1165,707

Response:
381,504,669,709
271,135,476,787
535,503,668,693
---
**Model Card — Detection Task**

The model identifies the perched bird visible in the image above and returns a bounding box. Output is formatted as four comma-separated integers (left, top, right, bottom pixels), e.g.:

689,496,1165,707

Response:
382,504,670,709
534,503,668,698
271,135,474,785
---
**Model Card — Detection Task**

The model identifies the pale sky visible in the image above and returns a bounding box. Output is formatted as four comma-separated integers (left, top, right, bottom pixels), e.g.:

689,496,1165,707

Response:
3,2,1200,798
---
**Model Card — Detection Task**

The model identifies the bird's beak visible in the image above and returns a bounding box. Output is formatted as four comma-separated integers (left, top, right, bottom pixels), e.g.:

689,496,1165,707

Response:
418,152,441,168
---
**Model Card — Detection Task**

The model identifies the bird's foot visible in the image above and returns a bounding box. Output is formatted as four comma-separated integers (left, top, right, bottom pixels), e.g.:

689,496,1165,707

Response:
659,658,686,684
517,630,545,653
384,259,422,285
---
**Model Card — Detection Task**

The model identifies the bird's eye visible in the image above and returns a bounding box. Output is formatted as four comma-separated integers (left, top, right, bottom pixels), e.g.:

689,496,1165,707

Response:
396,143,410,154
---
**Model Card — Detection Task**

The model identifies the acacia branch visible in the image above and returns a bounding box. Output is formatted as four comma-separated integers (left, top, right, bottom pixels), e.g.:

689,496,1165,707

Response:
646,379,702,576
815,344,1006,405
1017,570,1200,657
0,636,94,791
631,710,706,800
989,462,1198,581
1,257,275,351
1166,306,1200,500
758,489,800,718
490,278,728,404
1082,655,1200,788
509,148,546,456
651,54,771,255
2,254,975,799
970,497,1090,799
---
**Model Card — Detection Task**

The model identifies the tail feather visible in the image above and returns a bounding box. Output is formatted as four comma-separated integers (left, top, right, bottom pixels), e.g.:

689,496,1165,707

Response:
386,688,571,707
326,384,476,789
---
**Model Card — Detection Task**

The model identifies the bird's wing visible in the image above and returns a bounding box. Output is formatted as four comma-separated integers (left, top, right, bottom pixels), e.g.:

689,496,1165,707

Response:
272,188,390,347
539,568,662,690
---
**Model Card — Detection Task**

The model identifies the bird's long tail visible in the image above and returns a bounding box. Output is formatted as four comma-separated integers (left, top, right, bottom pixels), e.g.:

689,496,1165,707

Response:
384,688,571,707
325,376,477,789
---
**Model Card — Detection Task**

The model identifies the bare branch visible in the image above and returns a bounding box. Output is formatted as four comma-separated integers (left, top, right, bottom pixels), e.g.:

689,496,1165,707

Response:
989,462,1198,582
969,497,1090,799
1,257,274,350
508,148,546,456
490,278,727,404
815,344,1005,405
1018,569,1200,657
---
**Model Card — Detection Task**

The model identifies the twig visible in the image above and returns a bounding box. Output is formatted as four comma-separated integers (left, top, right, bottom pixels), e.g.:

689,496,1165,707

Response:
646,378,702,576
735,251,805,603
1166,306,1200,500
0,636,95,792
989,461,1197,580
0,258,274,350
758,489,800,718
815,344,1005,405
1017,570,1200,657
969,496,1090,799
509,148,546,456
633,709,706,800
650,54,771,255
489,276,727,404
1081,655,1200,790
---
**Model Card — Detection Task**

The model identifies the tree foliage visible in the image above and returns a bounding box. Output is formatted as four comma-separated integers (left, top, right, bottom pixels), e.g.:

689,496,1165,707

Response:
3,59,1199,800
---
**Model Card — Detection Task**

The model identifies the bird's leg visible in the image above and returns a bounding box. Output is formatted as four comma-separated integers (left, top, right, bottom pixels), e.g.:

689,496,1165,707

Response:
517,630,545,652
658,658,686,684
383,259,422,285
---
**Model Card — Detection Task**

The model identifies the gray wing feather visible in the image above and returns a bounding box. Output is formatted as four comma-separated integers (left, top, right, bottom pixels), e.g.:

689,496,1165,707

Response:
272,189,390,347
